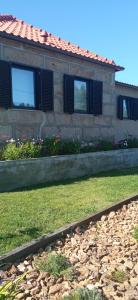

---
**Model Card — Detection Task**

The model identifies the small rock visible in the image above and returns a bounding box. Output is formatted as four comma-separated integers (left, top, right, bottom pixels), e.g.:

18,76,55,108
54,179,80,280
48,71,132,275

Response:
123,280,130,290
86,284,95,290
56,240,63,246
75,226,81,235
27,265,33,271
124,260,133,270
16,293,25,299
17,263,26,273
30,286,40,295
79,266,89,277
70,255,79,264
24,260,29,266
134,263,138,275
62,281,71,290
49,284,61,294
71,237,77,246
130,277,138,287
101,215,107,222
26,271,39,280
10,265,17,274
108,211,116,219
42,286,48,296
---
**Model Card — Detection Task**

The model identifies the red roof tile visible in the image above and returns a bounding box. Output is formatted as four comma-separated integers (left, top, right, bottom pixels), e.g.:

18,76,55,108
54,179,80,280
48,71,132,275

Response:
0,14,123,71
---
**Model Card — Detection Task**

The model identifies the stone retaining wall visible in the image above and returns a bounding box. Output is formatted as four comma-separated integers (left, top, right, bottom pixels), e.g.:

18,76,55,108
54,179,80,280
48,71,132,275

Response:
0,148,138,192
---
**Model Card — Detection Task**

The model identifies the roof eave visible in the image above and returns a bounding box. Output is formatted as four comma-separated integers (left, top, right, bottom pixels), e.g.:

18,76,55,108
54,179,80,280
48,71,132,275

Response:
0,31,124,72
115,80,138,90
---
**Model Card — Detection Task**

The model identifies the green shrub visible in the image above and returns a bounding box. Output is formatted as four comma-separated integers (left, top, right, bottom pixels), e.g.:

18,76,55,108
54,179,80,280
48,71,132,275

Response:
61,267,75,281
61,140,81,155
0,147,3,160
18,143,41,159
42,137,61,156
0,273,26,300
127,138,138,148
111,270,126,283
2,144,21,160
80,145,96,153
96,140,114,151
62,287,105,300
2,143,41,160
133,226,138,242
35,252,69,276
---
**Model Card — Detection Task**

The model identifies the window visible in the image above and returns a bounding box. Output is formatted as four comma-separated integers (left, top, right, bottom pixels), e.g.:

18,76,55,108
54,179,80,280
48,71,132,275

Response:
64,75,103,115
117,95,138,120
11,67,35,108
74,80,87,112
123,99,130,119
0,60,53,111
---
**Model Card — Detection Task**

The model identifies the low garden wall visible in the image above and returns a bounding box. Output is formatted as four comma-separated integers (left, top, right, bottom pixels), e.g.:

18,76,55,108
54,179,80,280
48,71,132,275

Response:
0,148,138,192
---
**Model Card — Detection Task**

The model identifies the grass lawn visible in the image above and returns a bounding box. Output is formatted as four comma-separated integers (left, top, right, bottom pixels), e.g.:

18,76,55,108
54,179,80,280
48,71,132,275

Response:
0,167,138,256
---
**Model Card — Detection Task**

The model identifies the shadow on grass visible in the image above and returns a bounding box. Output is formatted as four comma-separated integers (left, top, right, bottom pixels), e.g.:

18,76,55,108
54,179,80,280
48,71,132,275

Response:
0,227,41,243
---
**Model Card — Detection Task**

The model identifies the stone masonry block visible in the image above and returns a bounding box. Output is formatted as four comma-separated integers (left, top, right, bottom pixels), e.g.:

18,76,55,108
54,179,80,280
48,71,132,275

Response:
3,46,44,68
72,113,94,127
45,56,69,73
14,124,40,139
6,109,45,124
0,125,12,141
60,127,82,139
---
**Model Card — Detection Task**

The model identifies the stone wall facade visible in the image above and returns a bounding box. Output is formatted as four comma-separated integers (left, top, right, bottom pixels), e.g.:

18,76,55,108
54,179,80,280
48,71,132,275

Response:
0,37,138,142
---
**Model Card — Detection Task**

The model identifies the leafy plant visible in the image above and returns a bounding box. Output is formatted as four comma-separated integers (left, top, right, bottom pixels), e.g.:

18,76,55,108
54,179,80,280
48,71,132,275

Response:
0,148,3,160
42,137,61,156
111,270,126,283
133,226,138,242
62,287,105,300
127,138,138,148
61,267,75,281
2,142,41,160
35,252,69,276
96,140,114,151
0,273,26,300
61,140,81,155
80,145,96,153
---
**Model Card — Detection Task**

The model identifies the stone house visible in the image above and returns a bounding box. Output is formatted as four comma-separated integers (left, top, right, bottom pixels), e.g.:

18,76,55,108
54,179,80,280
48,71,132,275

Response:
0,14,138,142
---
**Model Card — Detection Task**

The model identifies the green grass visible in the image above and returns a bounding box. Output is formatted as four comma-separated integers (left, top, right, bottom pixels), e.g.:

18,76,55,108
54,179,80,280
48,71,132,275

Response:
35,252,69,276
111,270,126,283
0,167,138,256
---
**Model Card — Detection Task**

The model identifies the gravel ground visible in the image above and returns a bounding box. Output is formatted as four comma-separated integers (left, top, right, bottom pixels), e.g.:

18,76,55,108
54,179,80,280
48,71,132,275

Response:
0,200,138,300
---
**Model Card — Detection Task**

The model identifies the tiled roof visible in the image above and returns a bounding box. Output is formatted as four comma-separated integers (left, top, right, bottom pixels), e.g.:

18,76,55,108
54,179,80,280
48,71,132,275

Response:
0,14,123,71
115,81,138,90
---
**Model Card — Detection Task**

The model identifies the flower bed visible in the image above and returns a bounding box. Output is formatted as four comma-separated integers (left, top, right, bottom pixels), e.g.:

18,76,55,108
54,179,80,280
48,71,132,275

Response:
0,136,138,161
0,200,137,299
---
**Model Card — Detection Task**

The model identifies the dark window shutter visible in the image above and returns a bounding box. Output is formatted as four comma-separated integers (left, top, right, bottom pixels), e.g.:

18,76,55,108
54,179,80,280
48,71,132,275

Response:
135,99,138,120
130,98,138,120
38,69,53,112
89,80,103,115
129,98,135,120
0,60,11,109
117,96,123,119
64,74,74,114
